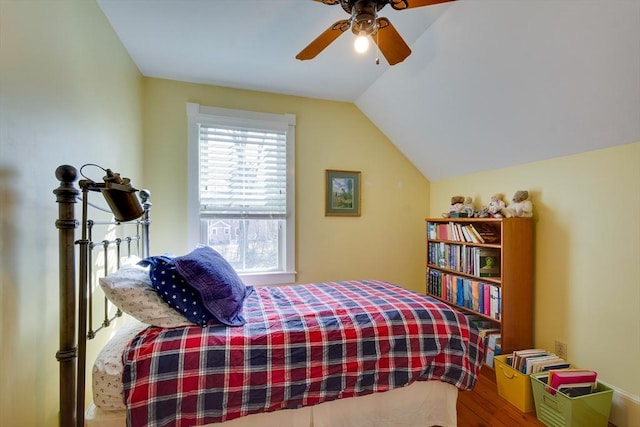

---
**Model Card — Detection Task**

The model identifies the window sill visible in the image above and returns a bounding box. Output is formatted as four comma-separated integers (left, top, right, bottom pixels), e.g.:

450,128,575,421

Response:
239,271,296,287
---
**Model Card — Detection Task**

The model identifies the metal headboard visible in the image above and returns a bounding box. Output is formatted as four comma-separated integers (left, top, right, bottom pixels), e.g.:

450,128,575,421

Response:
53,165,151,427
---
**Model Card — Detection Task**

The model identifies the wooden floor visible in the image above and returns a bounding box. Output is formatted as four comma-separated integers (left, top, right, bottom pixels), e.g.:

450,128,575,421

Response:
456,368,616,427
457,368,545,427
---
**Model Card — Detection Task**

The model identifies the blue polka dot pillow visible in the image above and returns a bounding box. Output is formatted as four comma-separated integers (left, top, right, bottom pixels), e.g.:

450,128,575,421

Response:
139,255,216,326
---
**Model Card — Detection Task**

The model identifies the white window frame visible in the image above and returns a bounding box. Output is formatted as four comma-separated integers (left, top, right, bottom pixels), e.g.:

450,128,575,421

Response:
187,103,296,286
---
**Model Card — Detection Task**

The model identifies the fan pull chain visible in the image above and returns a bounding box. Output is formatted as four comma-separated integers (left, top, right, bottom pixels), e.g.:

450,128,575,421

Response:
375,19,380,64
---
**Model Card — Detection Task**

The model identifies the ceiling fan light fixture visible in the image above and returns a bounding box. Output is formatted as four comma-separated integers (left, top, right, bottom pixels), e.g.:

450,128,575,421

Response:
354,32,369,53
297,0,456,64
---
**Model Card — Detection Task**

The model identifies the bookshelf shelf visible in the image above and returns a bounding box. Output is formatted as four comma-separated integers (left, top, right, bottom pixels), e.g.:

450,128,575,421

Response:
425,217,534,356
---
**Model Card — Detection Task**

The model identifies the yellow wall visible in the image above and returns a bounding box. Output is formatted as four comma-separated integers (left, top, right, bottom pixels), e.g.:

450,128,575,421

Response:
0,1,143,425
430,142,640,426
142,78,430,290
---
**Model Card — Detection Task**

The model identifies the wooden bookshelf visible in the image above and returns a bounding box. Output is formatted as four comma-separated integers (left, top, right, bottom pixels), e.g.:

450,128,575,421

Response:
425,217,533,355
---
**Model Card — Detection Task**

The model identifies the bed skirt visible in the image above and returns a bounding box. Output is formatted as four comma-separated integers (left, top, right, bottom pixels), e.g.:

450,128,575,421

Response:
86,379,458,427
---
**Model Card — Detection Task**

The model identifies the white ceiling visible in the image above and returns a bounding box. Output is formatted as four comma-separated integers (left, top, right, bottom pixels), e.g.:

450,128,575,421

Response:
98,0,640,181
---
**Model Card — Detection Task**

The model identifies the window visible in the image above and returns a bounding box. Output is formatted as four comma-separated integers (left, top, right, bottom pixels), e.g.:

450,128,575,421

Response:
187,103,296,286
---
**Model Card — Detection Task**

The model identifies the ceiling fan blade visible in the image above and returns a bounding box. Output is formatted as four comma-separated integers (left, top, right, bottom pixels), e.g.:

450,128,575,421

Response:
296,19,350,61
389,0,456,10
373,17,411,65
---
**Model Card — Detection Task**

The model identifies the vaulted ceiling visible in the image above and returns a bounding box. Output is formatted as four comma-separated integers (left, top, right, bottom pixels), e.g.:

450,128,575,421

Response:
98,0,640,181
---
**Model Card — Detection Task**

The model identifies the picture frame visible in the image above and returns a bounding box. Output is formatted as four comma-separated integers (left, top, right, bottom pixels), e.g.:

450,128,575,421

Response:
325,170,361,217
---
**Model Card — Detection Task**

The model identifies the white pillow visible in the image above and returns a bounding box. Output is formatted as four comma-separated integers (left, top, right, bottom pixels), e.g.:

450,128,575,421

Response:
92,319,148,411
99,263,194,328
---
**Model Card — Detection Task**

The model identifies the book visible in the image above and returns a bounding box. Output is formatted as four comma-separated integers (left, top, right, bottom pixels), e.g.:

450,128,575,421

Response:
489,285,501,320
547,369,597,396
485,334,502,368
482,283,491,316
460,224,474,242
529,356,571,374
477,327,501,347
523,354,555,374
479,248,500,277
465,225,483,243
449,222,460,241
427,222,436,239
524,354,570,374
456,277,465,306
471,222,500,243
465,315,497,330
511,348,547,372
558,382,597,397
471,281,480,311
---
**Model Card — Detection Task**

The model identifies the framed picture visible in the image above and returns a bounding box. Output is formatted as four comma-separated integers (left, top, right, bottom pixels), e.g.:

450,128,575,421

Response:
325,170,361,216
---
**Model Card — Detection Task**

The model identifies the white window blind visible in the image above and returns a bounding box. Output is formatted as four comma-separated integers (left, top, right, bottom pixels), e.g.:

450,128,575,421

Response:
199,124,287,219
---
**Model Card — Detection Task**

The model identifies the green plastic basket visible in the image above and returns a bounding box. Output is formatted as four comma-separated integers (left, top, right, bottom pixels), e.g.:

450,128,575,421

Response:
530,372,613,427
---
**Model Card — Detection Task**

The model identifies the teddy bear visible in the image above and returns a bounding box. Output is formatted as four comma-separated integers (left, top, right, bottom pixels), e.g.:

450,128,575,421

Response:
474,206,490,218
442,196,465,218
462,196,475,217
501,190,533,218
487,193,506,218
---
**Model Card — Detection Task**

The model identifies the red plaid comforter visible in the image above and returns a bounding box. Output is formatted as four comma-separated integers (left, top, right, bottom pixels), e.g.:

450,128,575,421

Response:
123,280,484,427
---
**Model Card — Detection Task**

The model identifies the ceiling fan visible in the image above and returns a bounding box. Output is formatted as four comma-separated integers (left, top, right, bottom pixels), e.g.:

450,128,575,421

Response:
296,0,456,65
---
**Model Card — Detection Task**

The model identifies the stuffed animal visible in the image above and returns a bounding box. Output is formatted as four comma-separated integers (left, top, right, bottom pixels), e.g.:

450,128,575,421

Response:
487,194,506,218
474,206,490,218
462,196,475,217
502,190,533,218
442,196,465,218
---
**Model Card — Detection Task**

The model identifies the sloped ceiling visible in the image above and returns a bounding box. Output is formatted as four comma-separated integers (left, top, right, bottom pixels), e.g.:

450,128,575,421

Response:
98,0,640,181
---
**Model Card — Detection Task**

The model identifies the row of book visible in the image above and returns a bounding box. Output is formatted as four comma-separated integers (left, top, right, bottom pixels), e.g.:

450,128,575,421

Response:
510,349,598,398
428,242,501,278
510,349,570,374
427,269,501,320
427,221,501,244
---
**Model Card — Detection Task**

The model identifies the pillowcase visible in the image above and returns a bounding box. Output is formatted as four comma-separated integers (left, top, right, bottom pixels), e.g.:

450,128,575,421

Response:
173,246,252,326
99,263,193,328
92,319,148,411
139,255,219,326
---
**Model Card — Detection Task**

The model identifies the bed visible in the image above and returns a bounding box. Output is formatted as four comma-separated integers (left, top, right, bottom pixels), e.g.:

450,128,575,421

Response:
54,164,484,427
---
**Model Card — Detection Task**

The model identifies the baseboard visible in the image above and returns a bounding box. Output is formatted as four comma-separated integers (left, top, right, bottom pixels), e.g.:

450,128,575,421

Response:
600,380,640,427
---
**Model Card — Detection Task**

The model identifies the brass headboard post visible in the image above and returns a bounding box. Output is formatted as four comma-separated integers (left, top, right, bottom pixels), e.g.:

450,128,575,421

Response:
76,180,92,427
53,165,79,427
140,189,152,259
